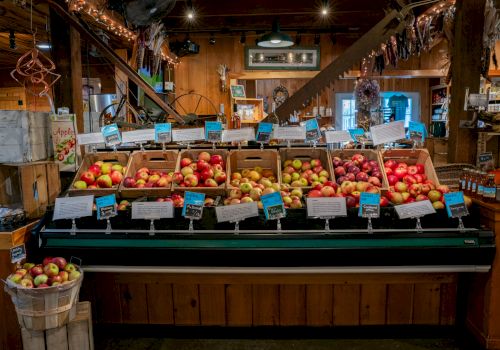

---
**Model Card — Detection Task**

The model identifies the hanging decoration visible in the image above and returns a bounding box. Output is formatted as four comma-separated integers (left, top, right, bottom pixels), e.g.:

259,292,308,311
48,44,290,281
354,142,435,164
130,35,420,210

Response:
354,78,380,131
482,0,500,77
216,64,230,93
272,85,289,107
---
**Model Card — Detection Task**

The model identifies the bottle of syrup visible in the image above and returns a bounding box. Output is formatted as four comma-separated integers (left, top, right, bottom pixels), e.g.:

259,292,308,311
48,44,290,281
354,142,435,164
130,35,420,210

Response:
483,174,497,203
231,104,241,129
459,169,467,193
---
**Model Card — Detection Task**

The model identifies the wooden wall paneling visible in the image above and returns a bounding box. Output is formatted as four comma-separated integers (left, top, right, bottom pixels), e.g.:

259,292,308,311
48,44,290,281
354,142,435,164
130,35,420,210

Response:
360,284,387,325
252,285,280,326
172,284,200,325
94,273,122,323
119,283,149,324
71,27,83,132
146,282,174,324
333,284,361,326
413,283,441,324
440,283,457,325
386,284,414,325
199,284,226,326
226,284,253,326
279,285,306,326
306,285,333,326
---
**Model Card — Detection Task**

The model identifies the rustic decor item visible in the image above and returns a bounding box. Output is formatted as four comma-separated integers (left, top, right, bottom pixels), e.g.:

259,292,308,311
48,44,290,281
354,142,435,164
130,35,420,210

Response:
272,85,289,107
354,78,380,131
245,47,320,70
217,64,229,93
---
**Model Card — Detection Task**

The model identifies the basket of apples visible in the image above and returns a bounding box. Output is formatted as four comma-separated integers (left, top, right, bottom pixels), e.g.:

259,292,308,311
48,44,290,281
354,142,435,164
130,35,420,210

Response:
224,182,304,210
69,151,129,196
120,150,178,198
331,150,388,190
4,257,83,331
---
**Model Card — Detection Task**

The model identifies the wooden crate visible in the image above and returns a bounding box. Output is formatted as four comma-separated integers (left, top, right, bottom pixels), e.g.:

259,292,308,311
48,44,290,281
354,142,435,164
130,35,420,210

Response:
0,161,60,219
21,301,94,350
279,148,334,192
68,151,130,197
381,149,440,187
173,149,228,196
120,150,178,198
330,149,389,190
226,149,281,191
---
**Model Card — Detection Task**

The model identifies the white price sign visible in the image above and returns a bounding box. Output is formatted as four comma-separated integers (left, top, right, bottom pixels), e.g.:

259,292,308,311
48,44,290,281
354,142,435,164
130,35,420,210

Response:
325,130,352,143
172,127,205,142
221,128,256,143
121,129,155,143
53,195,94,221
306,197,347,218
394,200,436,219
272,126,306,140
215,202,259,223
76,132,105,145
131,201,174,220
370,121,406,146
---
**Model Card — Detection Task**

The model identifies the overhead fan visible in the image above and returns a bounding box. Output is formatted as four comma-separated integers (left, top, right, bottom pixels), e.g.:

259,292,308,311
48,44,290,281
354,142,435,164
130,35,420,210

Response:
125,0,176,27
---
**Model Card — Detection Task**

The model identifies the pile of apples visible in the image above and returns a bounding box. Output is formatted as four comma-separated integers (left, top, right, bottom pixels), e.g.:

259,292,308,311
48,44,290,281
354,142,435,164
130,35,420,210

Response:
74,161,126,189
281,158,331,187
332,154,384,188
173,152,227,188
156,195,217,207
123,168,173,189
307,181,385,208
7,257,81,289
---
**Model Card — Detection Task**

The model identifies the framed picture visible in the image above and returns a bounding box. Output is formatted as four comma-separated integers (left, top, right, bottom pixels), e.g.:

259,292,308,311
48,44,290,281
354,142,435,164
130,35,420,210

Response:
245,46,320,70
230,84,246,98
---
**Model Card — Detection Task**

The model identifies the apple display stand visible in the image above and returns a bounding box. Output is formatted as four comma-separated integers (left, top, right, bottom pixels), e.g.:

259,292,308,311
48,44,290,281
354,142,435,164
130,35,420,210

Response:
70,219,77,236
415,216,423,233
105,219,112,235
91,145,97,153
149,220,155,236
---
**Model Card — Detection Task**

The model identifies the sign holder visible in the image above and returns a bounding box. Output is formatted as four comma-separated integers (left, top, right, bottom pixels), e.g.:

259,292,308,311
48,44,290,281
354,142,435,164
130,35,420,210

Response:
414,216,423,233
105,218,112,235
149,220,155,236
70,219,77,236
321,216,335,233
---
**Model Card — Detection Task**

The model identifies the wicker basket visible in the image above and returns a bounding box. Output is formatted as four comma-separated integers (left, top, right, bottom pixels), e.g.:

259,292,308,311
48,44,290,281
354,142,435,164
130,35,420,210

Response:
434,163,477,191
4,268,83,331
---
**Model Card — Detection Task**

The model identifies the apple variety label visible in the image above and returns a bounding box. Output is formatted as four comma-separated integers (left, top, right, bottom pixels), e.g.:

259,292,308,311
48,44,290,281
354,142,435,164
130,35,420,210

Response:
358,192,380,218
95,194,117,220
325,130,352,144
53,195,94,221
182,191,205,220
370,121,406,146
215,202,259,223
444,191,469,218
121,129,155,144
349,128,369,144
408,121,427,143
77,132,105,145
261,191,286,220
131,201,174,220
395,200,436,220
222,128,256,143
10,244,26,264
272,126,306,141
305,118,321,142
155,123,172,143
306,197,347,218
256,123,274,143
101,124,122,146
205,121,223,142
172,127,205,142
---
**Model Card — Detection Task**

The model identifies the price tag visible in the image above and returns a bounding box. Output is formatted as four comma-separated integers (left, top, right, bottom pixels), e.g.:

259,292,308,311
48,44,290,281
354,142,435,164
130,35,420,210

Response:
325,130,352,144
370,121,406,146
77,132,105,145
358,192,380,218
272,126,306,140
155,123,172,143
479,152,494,171
131,201,174,220
305,118,321,142
53,195,94,221
256,123,274,143
182,191,205,220
408,121,427,143
121,129,155,143
101,124,122,146
306,197,347,218
95,194,117,220
394,200,436,219
222,127,256,142
205,121,223,142
215,202,259,223
10,244,26,264
349,128,369,144
444,191,469,218
261,191,286,220
172,127,205,142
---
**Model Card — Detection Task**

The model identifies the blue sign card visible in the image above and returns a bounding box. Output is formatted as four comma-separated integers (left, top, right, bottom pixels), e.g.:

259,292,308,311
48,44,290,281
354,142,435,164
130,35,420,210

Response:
358,192,381,218
408,121,427,142
182,191,206,219
256,123,274,143
155,123,172,143
305,118,321,142
261,191,286,220
95,194,117,220
349,128,368,144
205,121,223,142
444,191,469,218
101,123,121,146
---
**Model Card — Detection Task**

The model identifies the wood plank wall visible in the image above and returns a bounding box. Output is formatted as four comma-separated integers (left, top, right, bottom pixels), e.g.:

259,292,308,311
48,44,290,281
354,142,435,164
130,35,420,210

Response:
80,272,457,327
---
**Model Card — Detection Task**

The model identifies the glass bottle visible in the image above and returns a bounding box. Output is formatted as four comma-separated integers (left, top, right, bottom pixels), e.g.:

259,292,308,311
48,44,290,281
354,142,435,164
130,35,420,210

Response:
459,169,467,193
231,103,241,129
477,172,486,200
470,170,478,198
218,103,227,129
483,174,497,203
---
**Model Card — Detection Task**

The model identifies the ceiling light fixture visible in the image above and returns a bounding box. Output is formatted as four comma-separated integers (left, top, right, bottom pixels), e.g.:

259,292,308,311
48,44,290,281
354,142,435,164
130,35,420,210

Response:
36,43,52,50
209,33,215,45
321,8,328,16
257,19,294,48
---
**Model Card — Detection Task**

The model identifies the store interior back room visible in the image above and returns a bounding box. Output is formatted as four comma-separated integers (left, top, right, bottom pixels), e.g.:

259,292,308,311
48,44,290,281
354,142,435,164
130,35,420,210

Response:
2,0,500,349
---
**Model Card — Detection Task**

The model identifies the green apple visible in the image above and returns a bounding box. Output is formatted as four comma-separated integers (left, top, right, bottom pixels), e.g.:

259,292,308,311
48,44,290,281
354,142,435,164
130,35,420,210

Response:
240,182,253,193
291,172,300,181
101,163,113,175
68,270,81,281
73,180,87,189
34,274,48,286
299,178,308,187
282,173,292,184
292,159,302,170
291,188,303,199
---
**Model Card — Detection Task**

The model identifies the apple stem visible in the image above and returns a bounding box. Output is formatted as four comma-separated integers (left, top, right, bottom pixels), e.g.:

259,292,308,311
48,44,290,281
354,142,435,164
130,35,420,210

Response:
70,219,77,236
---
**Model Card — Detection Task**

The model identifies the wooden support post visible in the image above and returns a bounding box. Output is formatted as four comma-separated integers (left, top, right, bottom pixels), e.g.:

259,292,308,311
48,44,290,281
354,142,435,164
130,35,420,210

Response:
71,28,84,133
115,49,129,123
448,0,486,164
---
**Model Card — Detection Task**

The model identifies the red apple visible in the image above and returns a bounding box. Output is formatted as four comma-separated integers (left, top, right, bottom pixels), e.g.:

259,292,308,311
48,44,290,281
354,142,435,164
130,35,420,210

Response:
345,173,356,182
403,174,417,185
347,166,360,175
407,165,419,175
379,197,389,207
210,154,224,165
197,160,210,172
397,162,408,169
345,195,356,208
387,174,398,186
43,257,53,266
204,178,218,187
332,157,343,168
136,167,150,174
156,176,170,188
365,186,380,194
321,186,336,197
386,191,404,204
428,190,442,202
184,174,198,187
437,185,450,194
368,177,382,187
200,168,214,181
80,171,95,186
88,164,101,177
214,171,227,184
198,151,211,162
421,184,432,195
394,166,408,180
51,257,67,270
356,172,369,182
334,166,346,177
385,167,393,176
123,177,136,188
43,263,59,277
135,171,149,182
414,174,424,184
110,170,123,185
30,265,43,277
361,162,373,173
416,163,425,174
180,158,192,168
409,183,422,197
384,160,398,169
308,189,323,198
415,194,429,202
49,275,63,285
172,172,184,184
313,166,324,174
96,174,113,188
404,197,416,203
352,154,366,165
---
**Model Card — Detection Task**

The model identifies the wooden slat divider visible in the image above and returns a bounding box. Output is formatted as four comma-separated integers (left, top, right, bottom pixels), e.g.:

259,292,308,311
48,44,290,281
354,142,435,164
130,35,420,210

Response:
279,285,306,326
226,284,253,326
252,285,280,326
172,284,200,325
199,284,226,326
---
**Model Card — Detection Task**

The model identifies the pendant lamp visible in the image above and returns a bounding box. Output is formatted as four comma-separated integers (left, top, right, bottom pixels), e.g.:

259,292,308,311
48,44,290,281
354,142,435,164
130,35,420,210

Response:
257,19,294,48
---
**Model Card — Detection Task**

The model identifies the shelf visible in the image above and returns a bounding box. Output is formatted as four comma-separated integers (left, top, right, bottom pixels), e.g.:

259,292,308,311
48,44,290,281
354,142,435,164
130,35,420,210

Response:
241,120,260,124
432,102,446,106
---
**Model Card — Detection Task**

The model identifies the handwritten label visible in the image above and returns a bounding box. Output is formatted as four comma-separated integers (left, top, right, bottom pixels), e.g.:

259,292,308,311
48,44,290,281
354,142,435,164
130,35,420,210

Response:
215,202,259,223
95,194,117,220
394,200,436,219
358,192,380,218
261,191,286,220
408,121,427,143
155,123,172,143
305,118,321,142
77,132,105,145
370,121,406,146
325,130,352,144
272,126,306,140
306,197,347,218
205,121,223,142
121,129,155,143
256,123,274,143
349,128,369,144
182,191,205,219
222,128,256,142
172,128,205,142
53,195,94,221
444,191,469,218
10,244,26,264
101,124,122,146
131,201,174,220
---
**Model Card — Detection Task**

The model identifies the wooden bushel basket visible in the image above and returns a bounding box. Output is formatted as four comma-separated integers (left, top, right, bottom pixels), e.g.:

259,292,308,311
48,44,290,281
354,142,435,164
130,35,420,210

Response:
4,269,83,331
